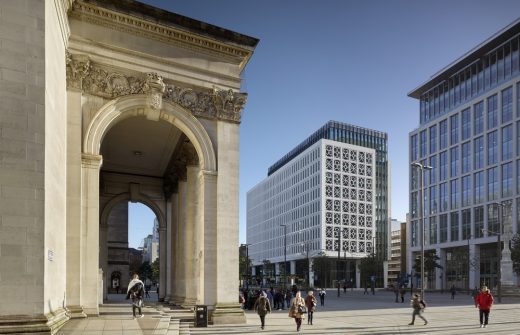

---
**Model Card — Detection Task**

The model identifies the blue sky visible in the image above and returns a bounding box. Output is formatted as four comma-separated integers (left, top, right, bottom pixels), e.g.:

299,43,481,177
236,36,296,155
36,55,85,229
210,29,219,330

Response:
128,0,520,248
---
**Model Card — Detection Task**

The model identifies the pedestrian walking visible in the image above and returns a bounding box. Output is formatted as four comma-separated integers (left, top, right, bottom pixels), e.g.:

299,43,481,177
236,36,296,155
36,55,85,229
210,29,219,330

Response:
288,291,306,332
304,290,317,325
408,293,428,326
393,284,399,302
475,286,494,328
450,285,456,299
399,286,406,303
343,282,347,294
254,291,271,330
363,282,368,295
318,288,326,306
126,274,145,319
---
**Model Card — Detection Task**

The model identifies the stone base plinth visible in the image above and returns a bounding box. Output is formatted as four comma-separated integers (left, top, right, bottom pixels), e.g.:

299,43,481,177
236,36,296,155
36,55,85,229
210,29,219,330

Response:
0,308,68,334
210,303,246,325
66,305,87,319
501,284,520,297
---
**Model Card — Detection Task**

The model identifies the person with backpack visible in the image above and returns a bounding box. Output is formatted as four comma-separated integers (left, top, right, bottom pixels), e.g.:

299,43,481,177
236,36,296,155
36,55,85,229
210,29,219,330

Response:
475,286,494,328
126,273,145,319
253,291,271,330
408,293,428,326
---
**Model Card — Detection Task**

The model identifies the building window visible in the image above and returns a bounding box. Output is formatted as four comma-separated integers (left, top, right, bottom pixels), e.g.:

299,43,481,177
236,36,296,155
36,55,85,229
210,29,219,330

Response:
474,171,485,204
462,141,471,174
474,101,484,135
411,191,418,219
517,160,520,195
487,130,498,165
502,162,513,197
420,130,427,158
462,175,471,207
517,122,520,156
474,206,484,238
439,151,448,181
487,167,499,201
502,86,513,123
461,108,471,140
502,124,513,161
429,216,437,245
450,114,459,145
440,182,448,212
440,119,448,149
450,146,459,177
450,212,459,241
411,221,418,247
474,136,484,170
430,155,437,184
430,186,437,214
487,94,498,129
462,209,471,240
517,83,520,118
488,203,499,234
440,214,448,243
430,125,437,154
450,179,459,209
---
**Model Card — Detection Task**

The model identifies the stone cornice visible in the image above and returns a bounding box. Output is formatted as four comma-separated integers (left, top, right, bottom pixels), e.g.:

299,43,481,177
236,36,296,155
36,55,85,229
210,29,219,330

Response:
70,0,255,71
66,52,246,123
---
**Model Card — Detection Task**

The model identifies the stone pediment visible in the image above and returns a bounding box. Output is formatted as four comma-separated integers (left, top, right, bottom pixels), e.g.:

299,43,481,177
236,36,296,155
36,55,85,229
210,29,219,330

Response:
66,52,246,123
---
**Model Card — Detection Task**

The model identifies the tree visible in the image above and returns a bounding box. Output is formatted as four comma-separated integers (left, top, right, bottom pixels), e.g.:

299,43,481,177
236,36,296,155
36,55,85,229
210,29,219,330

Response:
312,251,332,287
262,259,273,282
511,233,520,275
239,245,252,285
139,261,153,283
413,250,443,284
151,258,160,283
358,254,383,285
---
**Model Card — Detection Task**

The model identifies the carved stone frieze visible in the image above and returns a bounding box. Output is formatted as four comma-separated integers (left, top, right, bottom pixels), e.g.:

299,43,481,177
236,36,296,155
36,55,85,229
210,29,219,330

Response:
66,53,247,123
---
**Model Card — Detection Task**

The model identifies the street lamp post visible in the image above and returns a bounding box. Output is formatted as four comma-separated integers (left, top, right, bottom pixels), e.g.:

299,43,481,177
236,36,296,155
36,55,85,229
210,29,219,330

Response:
301,242,310,287
280,224,287,290
412,162,432,299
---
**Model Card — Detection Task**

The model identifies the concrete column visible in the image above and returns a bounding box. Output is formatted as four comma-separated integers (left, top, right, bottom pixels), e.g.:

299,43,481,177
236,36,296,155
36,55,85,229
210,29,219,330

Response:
436,248,445,291
290,260,296,275
469,243,479,290
81,153,102,315
355,259,361,288
159,225,167,301
308,259,315,287
173,181,187,304
275,263,280,283
167,192,178,304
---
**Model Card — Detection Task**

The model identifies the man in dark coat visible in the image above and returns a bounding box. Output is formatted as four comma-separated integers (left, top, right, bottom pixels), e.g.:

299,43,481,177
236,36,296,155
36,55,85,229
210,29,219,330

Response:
126,274,145,319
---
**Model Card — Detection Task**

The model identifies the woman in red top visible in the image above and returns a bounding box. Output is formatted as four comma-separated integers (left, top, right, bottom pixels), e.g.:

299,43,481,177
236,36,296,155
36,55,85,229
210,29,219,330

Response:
475,286,494,328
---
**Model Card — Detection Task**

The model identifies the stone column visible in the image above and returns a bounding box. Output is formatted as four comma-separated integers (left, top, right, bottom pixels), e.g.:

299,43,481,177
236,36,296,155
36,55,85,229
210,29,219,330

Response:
159,225,167,302
66,88,87,318
183,165,200,306
168,192,178,304
275,263,280,284
99,224,108,301
355,259,361,288
174,180,187,304
81,153,102,316
212,121,245,324
164,197,172,302
290,261,296,275
200,170,217,305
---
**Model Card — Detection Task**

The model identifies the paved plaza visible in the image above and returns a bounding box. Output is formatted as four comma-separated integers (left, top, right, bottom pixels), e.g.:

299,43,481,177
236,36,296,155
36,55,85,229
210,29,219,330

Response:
56,289,520,335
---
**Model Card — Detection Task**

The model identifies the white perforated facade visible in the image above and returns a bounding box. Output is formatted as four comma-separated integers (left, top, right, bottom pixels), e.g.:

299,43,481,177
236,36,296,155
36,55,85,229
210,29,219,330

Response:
247,138,376,267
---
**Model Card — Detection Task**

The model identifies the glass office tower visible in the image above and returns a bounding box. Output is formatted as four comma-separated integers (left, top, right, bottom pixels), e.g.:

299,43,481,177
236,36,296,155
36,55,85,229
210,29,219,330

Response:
408,19,520,291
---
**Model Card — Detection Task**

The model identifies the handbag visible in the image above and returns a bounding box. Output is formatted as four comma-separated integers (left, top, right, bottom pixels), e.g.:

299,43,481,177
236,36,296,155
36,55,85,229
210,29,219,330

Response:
297,305,307,314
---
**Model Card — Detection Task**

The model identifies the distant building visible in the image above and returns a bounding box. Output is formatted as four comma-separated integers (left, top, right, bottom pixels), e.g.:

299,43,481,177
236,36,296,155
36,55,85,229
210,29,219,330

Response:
142,218,160,264
247,121,388,288
387,219,403,285
408,19,520,291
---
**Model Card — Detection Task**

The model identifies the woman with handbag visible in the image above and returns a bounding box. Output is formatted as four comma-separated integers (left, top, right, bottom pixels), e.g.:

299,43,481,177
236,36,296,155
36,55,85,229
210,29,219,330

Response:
289,291,306,331
304,290,317,325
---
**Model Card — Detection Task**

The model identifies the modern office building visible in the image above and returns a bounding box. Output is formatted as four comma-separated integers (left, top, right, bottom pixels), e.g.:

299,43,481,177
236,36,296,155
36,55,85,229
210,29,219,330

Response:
387,219,404,285
142,218,160,264
247,121,388,288
408,19,520,292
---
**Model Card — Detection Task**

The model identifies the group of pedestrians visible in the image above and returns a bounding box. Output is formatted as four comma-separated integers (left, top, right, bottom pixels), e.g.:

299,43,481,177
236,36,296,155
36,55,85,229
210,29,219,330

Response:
407,285,494,329
252,288,319,332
